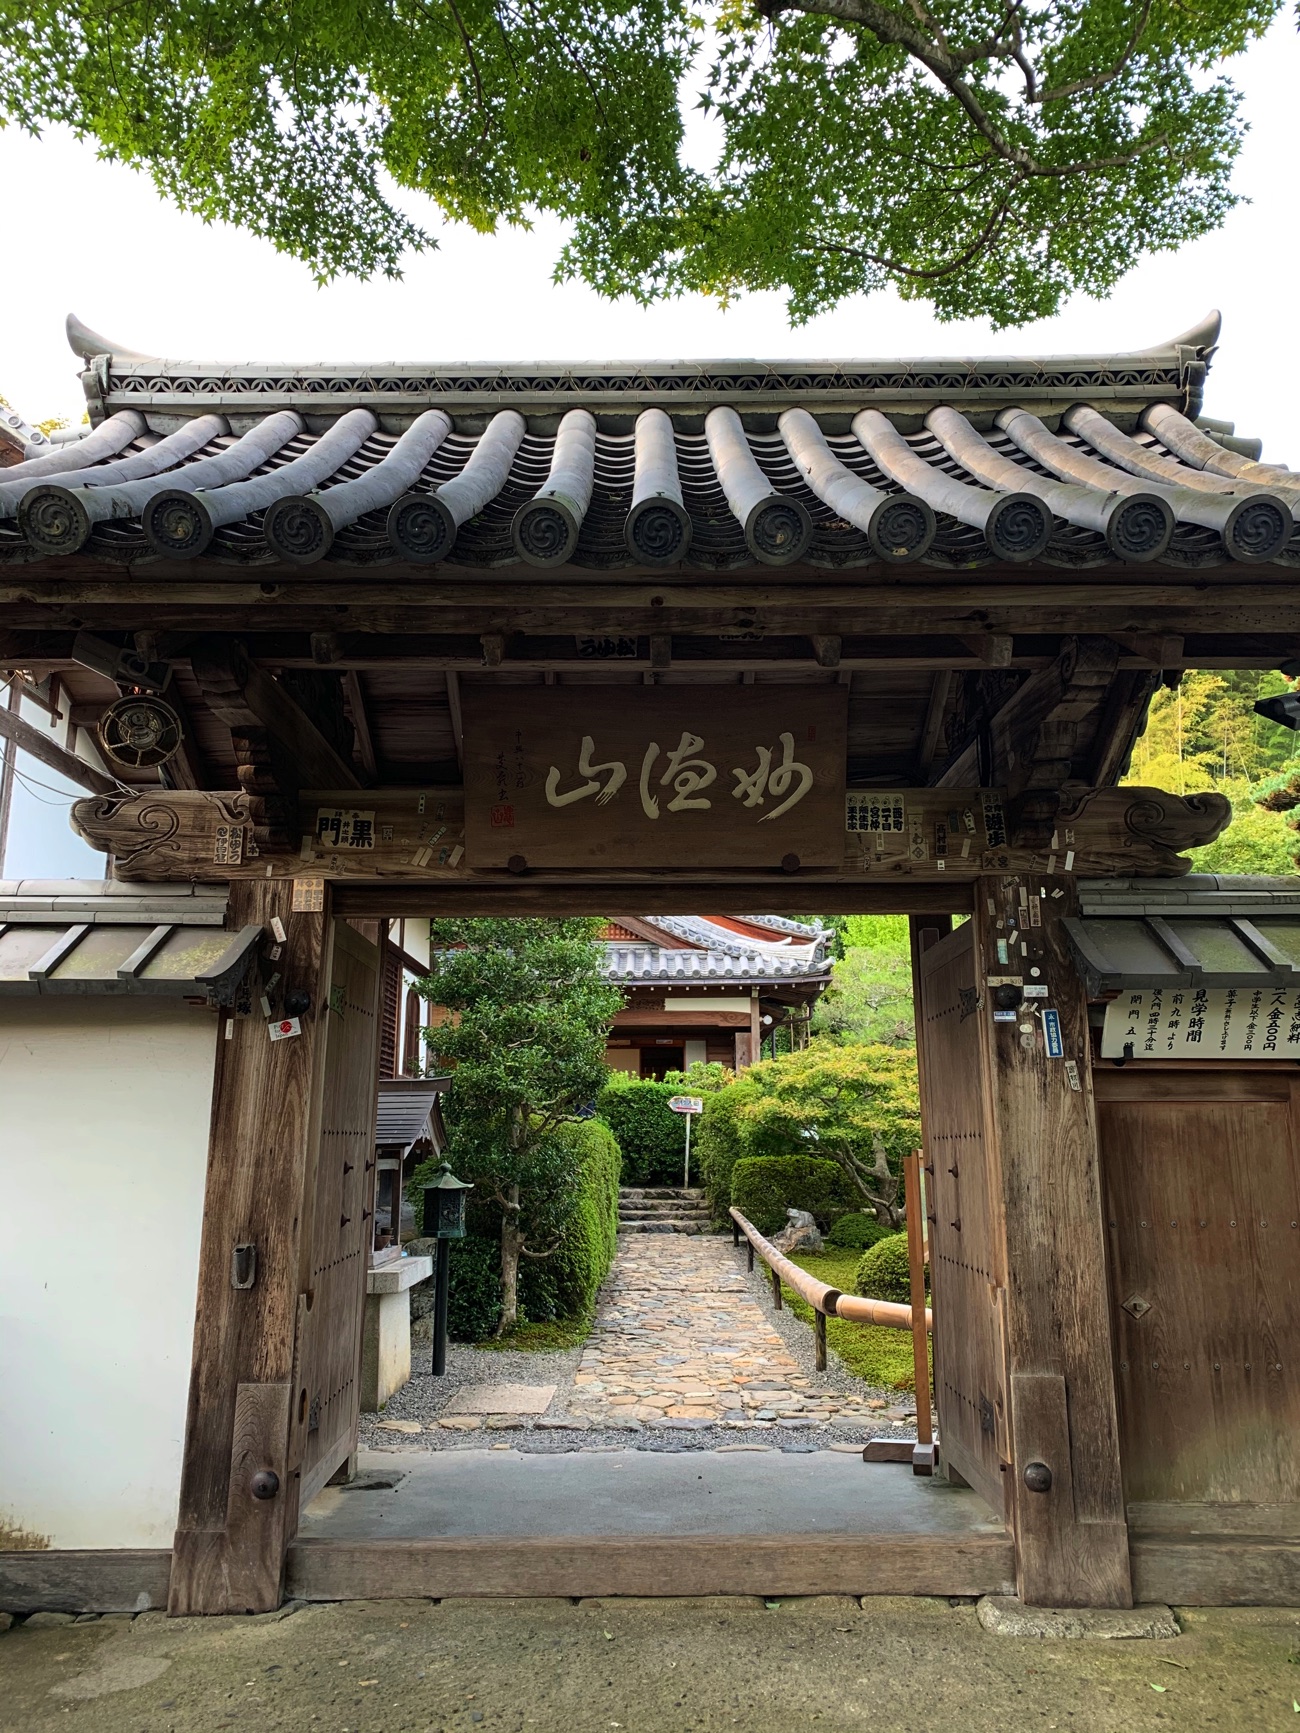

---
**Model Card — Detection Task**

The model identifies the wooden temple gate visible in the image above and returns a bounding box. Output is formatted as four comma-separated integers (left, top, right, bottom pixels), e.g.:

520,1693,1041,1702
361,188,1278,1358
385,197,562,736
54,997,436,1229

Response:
4,308,1300,1612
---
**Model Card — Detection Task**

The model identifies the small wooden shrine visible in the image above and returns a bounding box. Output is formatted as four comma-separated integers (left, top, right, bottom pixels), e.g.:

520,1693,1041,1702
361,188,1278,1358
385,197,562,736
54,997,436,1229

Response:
2,308,1298,1618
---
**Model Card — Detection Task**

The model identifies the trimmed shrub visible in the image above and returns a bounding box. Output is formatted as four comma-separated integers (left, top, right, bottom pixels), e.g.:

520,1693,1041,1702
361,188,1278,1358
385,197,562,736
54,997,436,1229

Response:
596,1078,686,1184
696,1085,754,1225
729,1154,852,1237
411,1117,621,1341
532,1117,621,1319
827,1211,892,1251
445,1235,503,1341
854,1231,925,1303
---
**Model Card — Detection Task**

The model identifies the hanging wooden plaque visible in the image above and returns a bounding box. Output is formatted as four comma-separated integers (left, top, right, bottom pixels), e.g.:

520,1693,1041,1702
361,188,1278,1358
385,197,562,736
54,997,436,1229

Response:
462,685,848,868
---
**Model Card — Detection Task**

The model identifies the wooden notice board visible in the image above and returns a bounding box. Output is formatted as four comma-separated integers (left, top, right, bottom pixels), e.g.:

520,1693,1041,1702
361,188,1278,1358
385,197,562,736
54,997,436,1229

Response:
462,686,848,868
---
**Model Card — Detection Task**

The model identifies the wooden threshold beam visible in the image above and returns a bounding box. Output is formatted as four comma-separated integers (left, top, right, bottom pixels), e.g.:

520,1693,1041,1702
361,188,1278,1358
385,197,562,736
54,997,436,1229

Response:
285,1532,1016,1602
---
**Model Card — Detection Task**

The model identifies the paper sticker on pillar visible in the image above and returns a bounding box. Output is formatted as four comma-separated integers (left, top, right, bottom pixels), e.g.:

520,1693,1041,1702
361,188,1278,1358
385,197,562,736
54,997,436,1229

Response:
1042,1008,1063,1058
268,1016,302,1041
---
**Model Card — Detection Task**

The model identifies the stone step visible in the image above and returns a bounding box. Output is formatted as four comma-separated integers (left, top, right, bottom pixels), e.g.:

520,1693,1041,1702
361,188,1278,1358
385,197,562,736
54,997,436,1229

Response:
617,1218,712,1235
619,1187,706,1201
620,1206,714,1220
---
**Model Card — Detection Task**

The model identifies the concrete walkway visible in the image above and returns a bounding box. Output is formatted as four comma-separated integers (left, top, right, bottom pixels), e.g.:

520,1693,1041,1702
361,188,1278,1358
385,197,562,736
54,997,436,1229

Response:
6,1595,1298,1733
302,1447,1001,1539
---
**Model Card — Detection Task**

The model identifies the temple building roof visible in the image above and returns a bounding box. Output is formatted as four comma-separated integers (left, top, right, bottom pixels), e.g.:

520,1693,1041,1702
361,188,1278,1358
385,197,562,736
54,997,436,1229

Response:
602,915,831,985
1,310,1296,573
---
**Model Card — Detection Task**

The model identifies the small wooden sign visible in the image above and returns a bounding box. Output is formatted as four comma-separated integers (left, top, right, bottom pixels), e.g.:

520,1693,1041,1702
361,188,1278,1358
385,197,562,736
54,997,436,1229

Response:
462,686,848,868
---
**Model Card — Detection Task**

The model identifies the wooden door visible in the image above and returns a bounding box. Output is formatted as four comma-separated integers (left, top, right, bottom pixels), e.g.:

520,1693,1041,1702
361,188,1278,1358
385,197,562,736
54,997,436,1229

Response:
294,919,381,1511
1096,1068,1300,1509
916,922,1009,1512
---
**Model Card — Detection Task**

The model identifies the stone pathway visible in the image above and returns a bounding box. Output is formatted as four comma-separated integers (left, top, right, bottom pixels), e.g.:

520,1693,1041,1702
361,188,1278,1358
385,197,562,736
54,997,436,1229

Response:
567,1234,880,1428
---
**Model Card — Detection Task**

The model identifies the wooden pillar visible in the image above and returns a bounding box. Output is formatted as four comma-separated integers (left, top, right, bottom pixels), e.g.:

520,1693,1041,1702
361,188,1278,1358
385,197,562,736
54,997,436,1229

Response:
975,875,1131,1608
169,879,334,1616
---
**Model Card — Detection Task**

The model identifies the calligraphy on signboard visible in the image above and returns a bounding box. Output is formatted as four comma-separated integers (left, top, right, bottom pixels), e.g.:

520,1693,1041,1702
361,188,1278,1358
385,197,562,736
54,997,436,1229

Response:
1101,986,1300,1059
463,686,848,868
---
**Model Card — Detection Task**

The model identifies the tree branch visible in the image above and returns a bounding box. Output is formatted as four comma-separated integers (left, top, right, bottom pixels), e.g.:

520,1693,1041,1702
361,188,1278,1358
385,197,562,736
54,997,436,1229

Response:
1034,0,1155,103
766,0,1175,182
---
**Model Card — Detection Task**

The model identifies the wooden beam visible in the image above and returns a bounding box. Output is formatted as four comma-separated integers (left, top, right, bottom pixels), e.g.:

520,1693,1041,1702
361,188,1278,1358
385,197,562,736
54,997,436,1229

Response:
343,671,378,782
916,671,952,777
68,783,1228,885
650,633,672,670
480,633,505,668
935,638,1120,844
0,699,117,795
0,679,20,866
286,1532,1016,1601
191,637,361,794
1089,668,1161,788
335,881,977,917
975,879,1131,1607
169,880,333,1616
0,1551,172,1615
444,671,464,771
961,634,1013,667
1107,631,1184,667
811,634,842,669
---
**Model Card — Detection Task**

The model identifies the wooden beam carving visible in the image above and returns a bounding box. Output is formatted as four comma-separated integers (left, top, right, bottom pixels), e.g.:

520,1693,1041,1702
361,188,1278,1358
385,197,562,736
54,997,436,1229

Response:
69,782,1228,884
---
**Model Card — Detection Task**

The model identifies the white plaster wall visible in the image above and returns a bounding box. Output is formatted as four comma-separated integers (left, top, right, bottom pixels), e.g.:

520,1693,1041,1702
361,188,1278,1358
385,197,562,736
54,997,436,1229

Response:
0,1000,216,1549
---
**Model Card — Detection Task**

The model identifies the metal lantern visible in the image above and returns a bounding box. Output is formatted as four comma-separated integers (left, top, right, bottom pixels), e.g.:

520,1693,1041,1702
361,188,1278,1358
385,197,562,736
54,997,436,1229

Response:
421,1161,472,1240
96,694,185,770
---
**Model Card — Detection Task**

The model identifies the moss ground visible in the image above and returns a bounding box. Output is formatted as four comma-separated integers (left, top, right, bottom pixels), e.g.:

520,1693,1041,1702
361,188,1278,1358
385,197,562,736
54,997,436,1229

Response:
781,1247,918,1391
476,1313,594,1353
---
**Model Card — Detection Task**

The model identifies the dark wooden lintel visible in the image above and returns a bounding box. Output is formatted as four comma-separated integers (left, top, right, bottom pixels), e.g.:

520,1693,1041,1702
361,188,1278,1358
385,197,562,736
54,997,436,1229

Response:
331,881,977,918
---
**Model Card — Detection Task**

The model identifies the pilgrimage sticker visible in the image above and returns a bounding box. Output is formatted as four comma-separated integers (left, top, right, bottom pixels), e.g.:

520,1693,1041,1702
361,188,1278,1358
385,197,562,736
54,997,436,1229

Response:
1101,986,1300,1059
1043,1008,1064,1058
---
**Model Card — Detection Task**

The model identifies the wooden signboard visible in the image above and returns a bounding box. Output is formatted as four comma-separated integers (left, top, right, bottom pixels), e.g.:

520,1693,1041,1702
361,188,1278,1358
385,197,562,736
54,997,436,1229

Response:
461,686,849,869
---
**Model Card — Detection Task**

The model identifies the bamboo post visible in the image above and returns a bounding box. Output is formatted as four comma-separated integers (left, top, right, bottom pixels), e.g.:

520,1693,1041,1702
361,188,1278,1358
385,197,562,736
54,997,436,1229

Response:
904,1149,935,1474
814,1307,827,1372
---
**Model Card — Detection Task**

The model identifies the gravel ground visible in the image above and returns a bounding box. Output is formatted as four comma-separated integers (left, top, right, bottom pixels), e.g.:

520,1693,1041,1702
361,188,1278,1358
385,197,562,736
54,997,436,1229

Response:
361,1234,918,1456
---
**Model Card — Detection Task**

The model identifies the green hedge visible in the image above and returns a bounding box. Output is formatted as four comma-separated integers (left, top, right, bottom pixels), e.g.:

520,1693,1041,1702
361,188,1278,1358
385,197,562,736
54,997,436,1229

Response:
729,1154,852,1237
534,1117,621,1319
413,1117,622,1341
596,1078,687,1185
696,1087,752,1225
854,1231,926,1303
445,1235,503,1341
826,1212,892,1251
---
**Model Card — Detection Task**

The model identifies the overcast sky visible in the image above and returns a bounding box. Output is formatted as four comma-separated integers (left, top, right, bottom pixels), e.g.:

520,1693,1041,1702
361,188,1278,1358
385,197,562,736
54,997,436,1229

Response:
2,16,1298,878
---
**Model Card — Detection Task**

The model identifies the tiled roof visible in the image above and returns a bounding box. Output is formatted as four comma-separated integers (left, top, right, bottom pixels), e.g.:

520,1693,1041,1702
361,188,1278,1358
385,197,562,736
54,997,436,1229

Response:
1070,875,1300,994
0,879,256,999
3,311,1295,572
603,915,829,984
